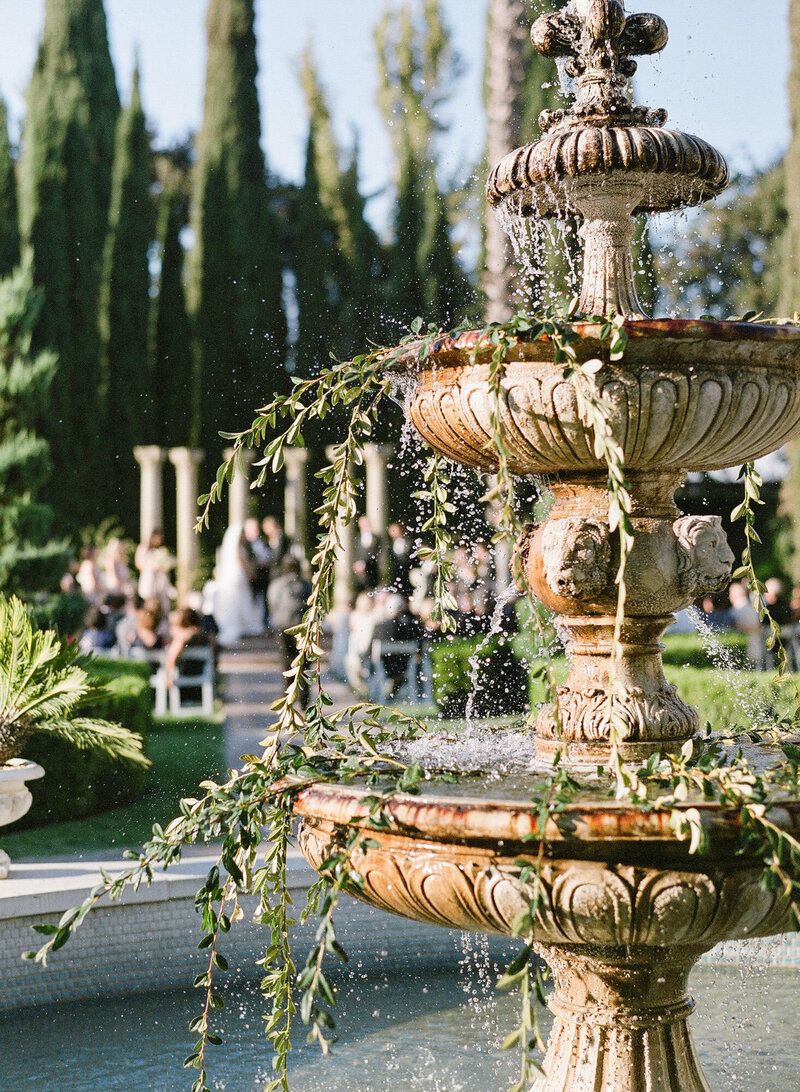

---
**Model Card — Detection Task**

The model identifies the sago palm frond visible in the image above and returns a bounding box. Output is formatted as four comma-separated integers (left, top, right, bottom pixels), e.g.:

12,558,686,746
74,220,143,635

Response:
0,595,150,768
39,718,149,767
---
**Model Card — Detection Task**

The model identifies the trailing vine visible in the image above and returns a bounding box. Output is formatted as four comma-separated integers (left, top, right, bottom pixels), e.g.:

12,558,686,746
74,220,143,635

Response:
25,308,800,1092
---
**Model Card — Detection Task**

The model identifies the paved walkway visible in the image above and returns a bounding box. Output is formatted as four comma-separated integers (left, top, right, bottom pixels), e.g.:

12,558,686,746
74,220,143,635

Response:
218,635,353,770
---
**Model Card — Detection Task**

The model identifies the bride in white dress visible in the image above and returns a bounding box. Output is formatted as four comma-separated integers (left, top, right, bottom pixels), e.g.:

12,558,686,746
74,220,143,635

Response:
212,523,265,645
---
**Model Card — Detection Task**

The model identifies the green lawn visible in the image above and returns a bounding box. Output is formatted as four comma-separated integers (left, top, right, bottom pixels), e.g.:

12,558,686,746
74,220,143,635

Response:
3,715,227,860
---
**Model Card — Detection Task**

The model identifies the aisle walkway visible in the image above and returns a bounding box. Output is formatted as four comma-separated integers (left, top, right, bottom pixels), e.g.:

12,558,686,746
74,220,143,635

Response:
218,635,353,771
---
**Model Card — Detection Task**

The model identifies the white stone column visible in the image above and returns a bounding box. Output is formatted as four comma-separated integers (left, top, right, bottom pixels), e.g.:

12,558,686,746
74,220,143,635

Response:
223,447,255,528
169,447,204,603
283,447,309,554
133,446,166,545
364,443,394,536
326,445,355,611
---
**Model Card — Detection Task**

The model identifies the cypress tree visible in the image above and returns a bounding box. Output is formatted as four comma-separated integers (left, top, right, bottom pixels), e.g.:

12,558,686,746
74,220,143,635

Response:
98,65,153,533
186,0,287,467
0,261,70,595
294,51,382,374
0,98,19,277
293,123,333,377
18,0,119,527
781,0,800,317
376,0,474,331
151,172,195,449
483,0,583,318
779,0,800,582
482,1,656,317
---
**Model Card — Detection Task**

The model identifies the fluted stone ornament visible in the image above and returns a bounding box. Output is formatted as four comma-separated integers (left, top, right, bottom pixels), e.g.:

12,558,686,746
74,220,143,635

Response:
388,320,797,761
487,0,728,318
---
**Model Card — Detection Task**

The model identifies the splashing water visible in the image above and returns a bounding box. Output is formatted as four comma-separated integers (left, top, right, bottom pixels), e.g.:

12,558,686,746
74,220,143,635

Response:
687,606,773,726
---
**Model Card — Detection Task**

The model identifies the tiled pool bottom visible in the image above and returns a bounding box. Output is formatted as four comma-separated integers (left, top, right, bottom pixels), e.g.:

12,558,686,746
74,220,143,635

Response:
3,961,799,1091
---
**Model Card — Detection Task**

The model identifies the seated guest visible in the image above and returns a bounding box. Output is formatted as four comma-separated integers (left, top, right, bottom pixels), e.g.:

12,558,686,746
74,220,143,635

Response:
346,592,377,693
165,607,209,688
131,602,165,652
370,594,422,696
78,606,117,655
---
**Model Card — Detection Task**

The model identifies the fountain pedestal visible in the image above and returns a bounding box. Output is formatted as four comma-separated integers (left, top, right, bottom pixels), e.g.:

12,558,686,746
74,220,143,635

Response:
296,4,800,1089
535,944,711,1092
519,471,733,761
296,786,797,1092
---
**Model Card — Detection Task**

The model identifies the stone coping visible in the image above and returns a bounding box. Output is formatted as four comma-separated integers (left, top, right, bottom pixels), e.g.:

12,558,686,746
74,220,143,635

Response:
0,847,314,921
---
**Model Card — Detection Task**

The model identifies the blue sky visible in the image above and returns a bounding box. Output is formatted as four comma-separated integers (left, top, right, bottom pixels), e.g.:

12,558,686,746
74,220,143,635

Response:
0,0,791,236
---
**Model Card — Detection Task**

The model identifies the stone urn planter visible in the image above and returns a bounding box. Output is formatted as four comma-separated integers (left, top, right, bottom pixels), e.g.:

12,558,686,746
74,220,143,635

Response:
0,759,44,878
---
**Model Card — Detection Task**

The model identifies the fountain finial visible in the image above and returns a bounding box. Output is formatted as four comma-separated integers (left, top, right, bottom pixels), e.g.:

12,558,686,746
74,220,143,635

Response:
532,0,668,132
486,1,728,318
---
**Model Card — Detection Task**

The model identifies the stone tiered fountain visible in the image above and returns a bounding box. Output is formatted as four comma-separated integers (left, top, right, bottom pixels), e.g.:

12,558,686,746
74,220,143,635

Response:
296,3,800,1089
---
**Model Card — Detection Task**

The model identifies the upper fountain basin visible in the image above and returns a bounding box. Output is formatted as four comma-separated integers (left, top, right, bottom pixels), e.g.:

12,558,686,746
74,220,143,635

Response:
486,127,728,218
393,320,800,476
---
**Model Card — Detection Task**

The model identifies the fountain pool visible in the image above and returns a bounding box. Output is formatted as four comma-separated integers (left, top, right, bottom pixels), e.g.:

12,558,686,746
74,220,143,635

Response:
4,959,799,1091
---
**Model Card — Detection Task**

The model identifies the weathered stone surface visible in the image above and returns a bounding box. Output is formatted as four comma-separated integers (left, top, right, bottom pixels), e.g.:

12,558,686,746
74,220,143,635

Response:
403,323,800,476
297,784,798,1092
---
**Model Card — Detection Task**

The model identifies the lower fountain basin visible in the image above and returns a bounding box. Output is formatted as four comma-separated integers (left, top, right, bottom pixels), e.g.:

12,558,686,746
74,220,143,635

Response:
296,780,800,1092
397,320,800,475
295,782,797,943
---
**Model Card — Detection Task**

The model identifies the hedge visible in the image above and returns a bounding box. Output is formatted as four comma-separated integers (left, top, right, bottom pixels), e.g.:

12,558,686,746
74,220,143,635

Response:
26,592,88,637
661,631,749,670
16,659,152,828
429,634,530,718
663,664,792,731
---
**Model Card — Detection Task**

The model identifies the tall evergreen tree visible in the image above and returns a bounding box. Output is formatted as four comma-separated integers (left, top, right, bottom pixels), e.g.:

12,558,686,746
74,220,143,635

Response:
293,51,382,375
0,261,69,595
483,0,566,319
98,65,153,533
482,0,650,317
151,147,195,449
18,0,120,526
186,0,287,466
779,0,800,583
0,98,19,277
376,0,473,331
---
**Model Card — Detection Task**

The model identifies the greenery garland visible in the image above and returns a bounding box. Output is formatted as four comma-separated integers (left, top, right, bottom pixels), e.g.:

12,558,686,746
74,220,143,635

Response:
26,308,800,1092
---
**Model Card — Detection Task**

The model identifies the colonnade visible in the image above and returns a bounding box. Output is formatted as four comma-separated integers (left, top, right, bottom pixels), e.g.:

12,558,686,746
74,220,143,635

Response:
133,443,394,606
133,444,514,608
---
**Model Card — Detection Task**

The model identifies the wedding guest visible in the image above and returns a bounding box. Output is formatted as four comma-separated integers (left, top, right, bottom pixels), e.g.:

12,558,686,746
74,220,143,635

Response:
76,546,103,603
135,530,176,616
78,605,116,654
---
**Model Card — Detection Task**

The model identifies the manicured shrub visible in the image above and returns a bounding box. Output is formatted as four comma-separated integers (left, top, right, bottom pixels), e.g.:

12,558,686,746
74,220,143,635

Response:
661,631,748,670
663,664,791,730
429,634,529,718
17,667,152,828
26,592,93,637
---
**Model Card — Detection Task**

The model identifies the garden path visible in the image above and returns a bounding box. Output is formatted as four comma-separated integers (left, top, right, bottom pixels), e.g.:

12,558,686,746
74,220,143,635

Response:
218,636,353,771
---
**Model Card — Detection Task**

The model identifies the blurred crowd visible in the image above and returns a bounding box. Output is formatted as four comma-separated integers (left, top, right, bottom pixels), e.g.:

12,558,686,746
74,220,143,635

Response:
328,518,519,703
64,510,798,709
61,515,311,688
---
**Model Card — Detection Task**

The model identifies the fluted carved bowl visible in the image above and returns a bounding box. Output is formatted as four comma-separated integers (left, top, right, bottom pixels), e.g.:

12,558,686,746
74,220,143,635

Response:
295,782,799,948
393,320,800,475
